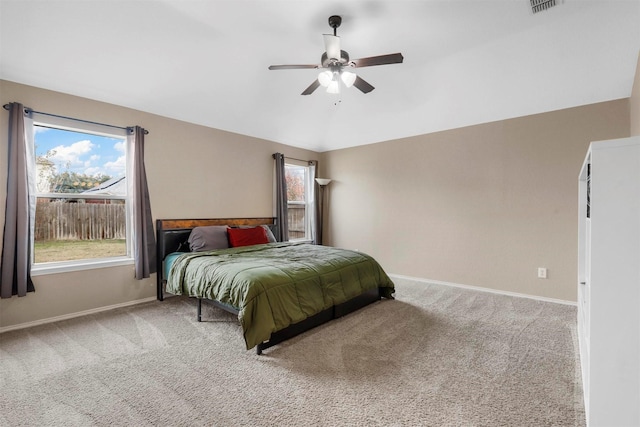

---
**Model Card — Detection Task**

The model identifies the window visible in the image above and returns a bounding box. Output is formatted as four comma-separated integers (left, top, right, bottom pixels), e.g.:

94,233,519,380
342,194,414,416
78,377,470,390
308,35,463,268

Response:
285,162,315,241
32,121,131,271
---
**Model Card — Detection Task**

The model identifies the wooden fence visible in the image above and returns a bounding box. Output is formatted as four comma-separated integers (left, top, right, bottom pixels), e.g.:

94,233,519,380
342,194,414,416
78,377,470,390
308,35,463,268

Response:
35,200,306,242
35,200,126,241
288,204,306,240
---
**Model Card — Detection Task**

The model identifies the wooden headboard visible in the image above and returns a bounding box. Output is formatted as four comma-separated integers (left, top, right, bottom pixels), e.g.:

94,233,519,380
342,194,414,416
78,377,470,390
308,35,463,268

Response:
155,217,277,300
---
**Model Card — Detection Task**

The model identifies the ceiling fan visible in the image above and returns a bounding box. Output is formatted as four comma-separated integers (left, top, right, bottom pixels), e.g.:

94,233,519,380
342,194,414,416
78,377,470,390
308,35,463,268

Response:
268,15,404,95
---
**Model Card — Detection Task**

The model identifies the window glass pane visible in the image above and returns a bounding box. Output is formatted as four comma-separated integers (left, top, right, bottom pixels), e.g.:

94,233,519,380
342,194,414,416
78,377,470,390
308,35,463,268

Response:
34,198,127,262
35,126,125,194
285,164,308,240
285,164,305,202
33,125,128,264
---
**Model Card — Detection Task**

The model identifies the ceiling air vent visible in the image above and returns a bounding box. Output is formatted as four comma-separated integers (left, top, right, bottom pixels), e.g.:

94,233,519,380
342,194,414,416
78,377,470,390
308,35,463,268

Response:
530,0,556,14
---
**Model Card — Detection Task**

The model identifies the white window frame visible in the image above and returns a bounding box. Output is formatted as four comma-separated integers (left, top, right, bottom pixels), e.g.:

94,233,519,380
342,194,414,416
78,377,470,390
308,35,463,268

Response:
30,118,133,276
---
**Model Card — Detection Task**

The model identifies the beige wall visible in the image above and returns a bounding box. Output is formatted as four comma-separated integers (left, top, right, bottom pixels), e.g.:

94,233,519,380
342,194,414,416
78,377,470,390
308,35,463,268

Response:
631,51,640,136
1,76,634,329
0,80,317,329
321,100,630,302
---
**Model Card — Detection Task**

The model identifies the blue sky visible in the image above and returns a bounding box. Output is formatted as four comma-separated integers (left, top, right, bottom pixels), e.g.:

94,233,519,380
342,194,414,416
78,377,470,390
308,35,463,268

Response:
34,126,126,178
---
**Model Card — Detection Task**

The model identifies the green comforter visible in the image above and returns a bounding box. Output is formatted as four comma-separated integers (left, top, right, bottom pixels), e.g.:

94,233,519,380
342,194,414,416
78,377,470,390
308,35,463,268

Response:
166,242,394,349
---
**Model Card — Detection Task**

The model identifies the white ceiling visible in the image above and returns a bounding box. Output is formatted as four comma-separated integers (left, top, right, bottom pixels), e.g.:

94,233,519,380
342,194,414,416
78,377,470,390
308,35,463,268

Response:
1,1,639,152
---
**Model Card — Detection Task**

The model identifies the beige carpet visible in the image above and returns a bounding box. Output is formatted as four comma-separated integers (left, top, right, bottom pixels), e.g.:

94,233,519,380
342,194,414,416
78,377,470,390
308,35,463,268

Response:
0,278,585,426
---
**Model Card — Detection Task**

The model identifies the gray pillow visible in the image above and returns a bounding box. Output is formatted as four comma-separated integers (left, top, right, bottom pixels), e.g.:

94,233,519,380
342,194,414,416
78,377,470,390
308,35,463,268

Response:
261,225,277,243
188,226,229,251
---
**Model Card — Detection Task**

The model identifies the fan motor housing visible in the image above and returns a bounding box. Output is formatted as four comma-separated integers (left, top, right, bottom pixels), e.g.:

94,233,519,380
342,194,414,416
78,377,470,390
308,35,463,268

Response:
321,50,350,67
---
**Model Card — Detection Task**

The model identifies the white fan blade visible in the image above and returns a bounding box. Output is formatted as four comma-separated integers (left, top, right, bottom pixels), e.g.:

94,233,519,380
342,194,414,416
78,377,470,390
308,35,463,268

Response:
323,34,341,61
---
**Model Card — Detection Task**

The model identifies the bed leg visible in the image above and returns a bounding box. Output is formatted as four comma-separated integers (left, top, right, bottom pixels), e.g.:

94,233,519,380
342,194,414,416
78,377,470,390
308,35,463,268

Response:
256,344,263,355
197,298,202,322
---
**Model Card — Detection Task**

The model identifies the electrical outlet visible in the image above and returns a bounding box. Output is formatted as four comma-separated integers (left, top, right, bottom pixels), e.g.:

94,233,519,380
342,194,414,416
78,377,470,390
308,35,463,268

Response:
537,267,547,279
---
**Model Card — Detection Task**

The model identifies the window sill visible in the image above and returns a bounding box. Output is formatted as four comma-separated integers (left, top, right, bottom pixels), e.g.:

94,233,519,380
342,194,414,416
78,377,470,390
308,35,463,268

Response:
31,257,134,276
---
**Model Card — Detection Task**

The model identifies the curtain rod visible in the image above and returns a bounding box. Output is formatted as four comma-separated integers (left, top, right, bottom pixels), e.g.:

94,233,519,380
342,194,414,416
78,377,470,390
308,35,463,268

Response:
2,103,149,135
285,156,315,163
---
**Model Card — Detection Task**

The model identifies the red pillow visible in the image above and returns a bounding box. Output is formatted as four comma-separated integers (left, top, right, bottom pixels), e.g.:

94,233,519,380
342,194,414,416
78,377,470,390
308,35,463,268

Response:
227,227,269,248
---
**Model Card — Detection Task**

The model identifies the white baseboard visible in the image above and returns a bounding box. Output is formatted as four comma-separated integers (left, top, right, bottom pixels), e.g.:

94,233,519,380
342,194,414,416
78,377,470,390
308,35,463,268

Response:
0,296,158,334
388,273,577,306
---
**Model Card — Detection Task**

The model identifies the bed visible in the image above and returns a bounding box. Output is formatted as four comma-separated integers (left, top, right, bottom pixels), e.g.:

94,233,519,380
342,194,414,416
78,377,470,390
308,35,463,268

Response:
156,218,395,354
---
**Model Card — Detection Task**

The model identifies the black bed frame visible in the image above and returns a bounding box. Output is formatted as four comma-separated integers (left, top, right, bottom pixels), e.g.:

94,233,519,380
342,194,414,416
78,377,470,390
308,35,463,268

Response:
156,218,384,354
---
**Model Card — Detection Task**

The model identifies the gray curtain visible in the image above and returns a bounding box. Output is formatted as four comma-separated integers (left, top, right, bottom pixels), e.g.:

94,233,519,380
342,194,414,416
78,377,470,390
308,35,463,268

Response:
273,153,289,242
127,126,156,279
1,103,36,298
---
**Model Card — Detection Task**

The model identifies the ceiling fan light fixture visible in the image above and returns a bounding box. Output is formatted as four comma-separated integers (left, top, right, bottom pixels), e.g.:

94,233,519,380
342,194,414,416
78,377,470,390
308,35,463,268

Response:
268,15,403,96
318,70,333,87
341,70,356,88
326,80,340,94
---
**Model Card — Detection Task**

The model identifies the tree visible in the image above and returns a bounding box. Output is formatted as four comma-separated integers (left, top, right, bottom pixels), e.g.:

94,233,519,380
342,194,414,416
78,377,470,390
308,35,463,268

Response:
49,171,112,193
285,169,305,202
36,157,56,193
35,148,112,193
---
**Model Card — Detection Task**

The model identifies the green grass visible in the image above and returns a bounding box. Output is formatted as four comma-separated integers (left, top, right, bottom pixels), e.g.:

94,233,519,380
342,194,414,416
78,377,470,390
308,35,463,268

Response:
34,239,127,263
